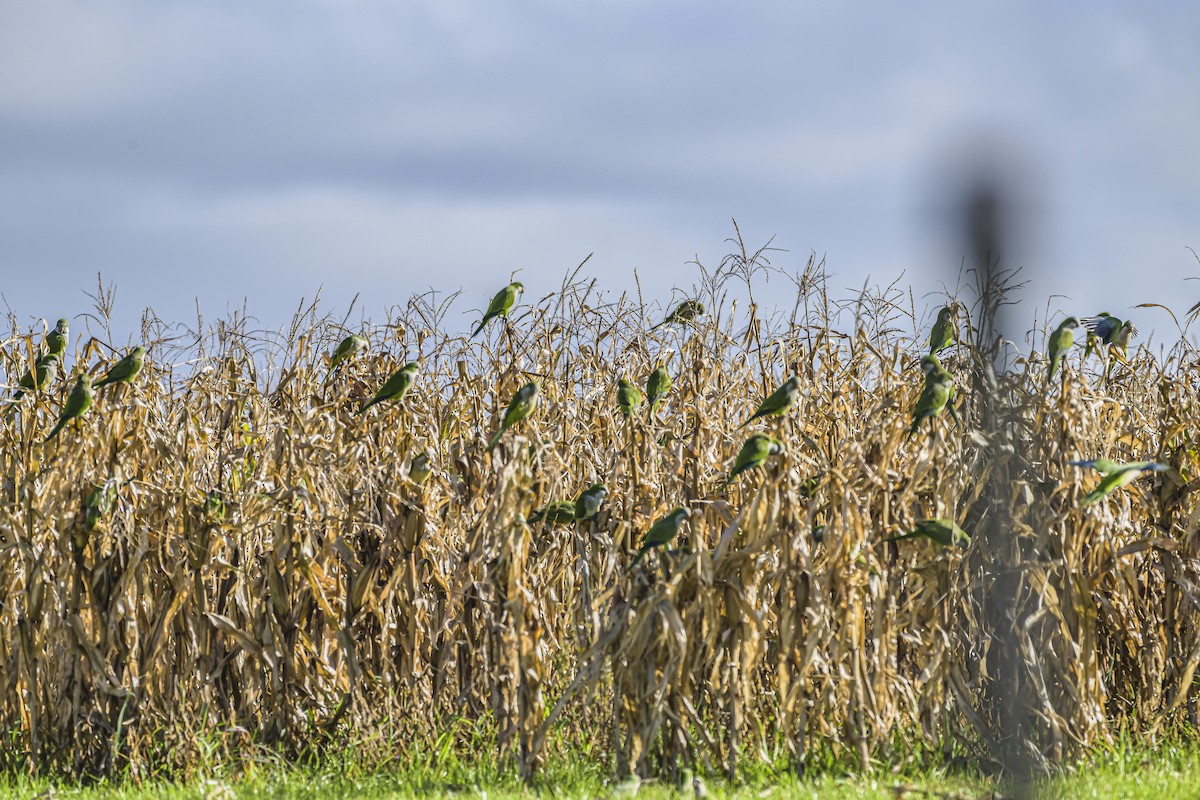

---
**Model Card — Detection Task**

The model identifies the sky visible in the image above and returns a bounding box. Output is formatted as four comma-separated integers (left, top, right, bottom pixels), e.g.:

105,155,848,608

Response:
1,1,1198,345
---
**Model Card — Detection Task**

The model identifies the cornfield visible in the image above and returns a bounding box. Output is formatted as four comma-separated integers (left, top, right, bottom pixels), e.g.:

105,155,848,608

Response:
1,248,1198,782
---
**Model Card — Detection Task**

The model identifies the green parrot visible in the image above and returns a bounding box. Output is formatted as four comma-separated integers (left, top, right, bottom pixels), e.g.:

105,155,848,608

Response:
527,500,577,526
1081,461,1168,505
1067,458,1122,476
487,381,540,450
45,318,69,357
82,480,120,532
1081,313,1137,363
326,334,368,379
44,373,93,442
358,360,419,414
472,281,525,338
650,299,705,331
11,351,60,402
93,345,146,389
630,506,692,566
722,434,784,487
907,355,957,439
202,489,227,522
929,304,958,354
645,361,672,416
574,483,608,521
1046,316,1079,382
739,376,801,428
409,450,434,484
885,518,970,548
617,377,644,417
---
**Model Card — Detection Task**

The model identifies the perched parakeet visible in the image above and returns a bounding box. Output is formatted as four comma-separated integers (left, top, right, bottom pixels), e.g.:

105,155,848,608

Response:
487,381,540,450
617,377,643,417
1067,458,1122,476
11,351,60,402
45,318,69,357
44,373,93,442
929,304,958,354
409,450,434,484
93,345,146,389
645,361,672,416
739,376,801,428
202,489,227,522
630,506,692,566
885,518,970,548
574,483,608,521
472,281,525,338
1081,461,1168,505
722,434,784,487
527,500,577,526
1046,316,1079,382
650,299,705,331
82,480,120,532
326,335,368,379
907,355,956,439
358,361,419,414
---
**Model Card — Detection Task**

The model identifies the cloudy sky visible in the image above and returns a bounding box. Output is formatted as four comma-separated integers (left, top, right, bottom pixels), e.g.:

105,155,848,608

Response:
1,1,1197,343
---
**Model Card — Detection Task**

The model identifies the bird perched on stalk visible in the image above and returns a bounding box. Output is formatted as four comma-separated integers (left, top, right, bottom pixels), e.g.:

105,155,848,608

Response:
487,381,539,450
630,506,692,566
929,304,959,354
472,281,524,338
44,373,93,442
527,500,577,526
10,352,60,403
45,318,69,357
645,360,672,417
93,345,146,390
722,434,784,487
1081,313,1137,362
358,361,419,414
739,376,801,428
650,299,705,331
885,518,969,548
1046,316,1079,382
908,355,957,439
617,377,643,417
1081,461,1169,505
82,479,121,532
574,483,608,521
408,450,434,484
326,334,367,380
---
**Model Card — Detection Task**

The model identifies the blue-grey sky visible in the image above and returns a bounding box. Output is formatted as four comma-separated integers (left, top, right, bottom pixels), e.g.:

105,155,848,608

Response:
2,1,1197,342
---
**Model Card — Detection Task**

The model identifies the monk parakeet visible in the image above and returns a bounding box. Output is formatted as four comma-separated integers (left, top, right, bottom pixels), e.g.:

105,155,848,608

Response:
358,361,419,414
327,335,367,379
646,361,672,416
93,346,145,389
929,304,958,354
651,299,705,331
409,450,434,484
527,500,577,526
739,376,801,428
472,281,524,338
487,381,540,450
1067,458,1122,476
617,377,643,417
44,373,93,442
45,318,69,356
908,355,957,439
574,483,608,521
202,490,227,522
885,518,970,548
722,434,784,487
630,506,692,566
1081,314,1137,362
11,351,60,402
1046,316,1079,382
1081,461,1168,505
82,479,120,532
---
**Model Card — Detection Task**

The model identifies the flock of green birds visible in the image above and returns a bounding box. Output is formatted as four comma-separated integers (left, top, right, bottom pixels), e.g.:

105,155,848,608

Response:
6,285,1165,563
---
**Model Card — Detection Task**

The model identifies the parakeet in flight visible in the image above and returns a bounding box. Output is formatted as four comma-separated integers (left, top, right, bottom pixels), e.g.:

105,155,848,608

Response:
929,304,958,354
1081,313,1137,363
1067,458,1122,476
908,355,957,439
327,335,368,379
527,500,577,526
645,361,672,417
1046,316,1079,382
45,318,69,357
487,381,540,450
1081,461,1168,505
472,281,525,338
722,434,784,487
574,483,608,521
650,299,705,331
630,506,692,566
358,361,419,414
617,377,643,417
885,518,970,548
44,373,93,442
93,346,146,389
739,376,801,428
